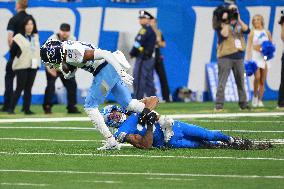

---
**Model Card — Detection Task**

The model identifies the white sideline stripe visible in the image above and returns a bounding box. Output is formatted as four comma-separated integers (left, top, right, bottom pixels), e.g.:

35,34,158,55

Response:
0,126,283,134
79,180,122,184
0,151,283,161
0,169,283,179
0,112,284,123
197,120,284,123
0,126,94,130
1,182,48,187
0,137,102,142
223,130,284,133
0,138,283,144
0,117,90,123
147,177,196,181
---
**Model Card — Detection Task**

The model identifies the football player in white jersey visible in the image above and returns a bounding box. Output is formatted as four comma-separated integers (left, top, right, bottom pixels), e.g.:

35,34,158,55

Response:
40,40,155,150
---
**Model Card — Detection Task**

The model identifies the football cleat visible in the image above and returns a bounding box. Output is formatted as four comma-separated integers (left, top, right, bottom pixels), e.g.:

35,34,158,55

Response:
229,137,253,150
97,137,121,150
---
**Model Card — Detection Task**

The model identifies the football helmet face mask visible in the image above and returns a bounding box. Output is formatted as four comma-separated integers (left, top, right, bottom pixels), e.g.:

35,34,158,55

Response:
40,40,64,69
100,105,128,128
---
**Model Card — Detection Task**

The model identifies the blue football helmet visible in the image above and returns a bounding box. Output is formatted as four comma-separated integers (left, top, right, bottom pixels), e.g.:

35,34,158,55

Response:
40,40,64,69
100,105,129,128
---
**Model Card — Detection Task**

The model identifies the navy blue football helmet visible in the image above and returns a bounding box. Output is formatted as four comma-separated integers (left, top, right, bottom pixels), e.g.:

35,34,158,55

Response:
100,105,129,128
40,40,64,68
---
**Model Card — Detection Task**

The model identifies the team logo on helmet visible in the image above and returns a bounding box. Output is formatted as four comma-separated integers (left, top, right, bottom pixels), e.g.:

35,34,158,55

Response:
40,39,64,68
100,105,128,128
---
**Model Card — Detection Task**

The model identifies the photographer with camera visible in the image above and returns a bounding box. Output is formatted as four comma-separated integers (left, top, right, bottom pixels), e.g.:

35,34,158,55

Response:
213,4,250,111
278,11,284,108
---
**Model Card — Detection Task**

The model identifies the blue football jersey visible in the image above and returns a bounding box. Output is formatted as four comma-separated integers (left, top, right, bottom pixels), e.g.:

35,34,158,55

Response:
114,113,165,148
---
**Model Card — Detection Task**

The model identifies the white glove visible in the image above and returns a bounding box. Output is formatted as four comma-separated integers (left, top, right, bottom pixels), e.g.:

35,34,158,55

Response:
119,70,134,86
59,63,77,79
158,115,174,142
112,50,131,71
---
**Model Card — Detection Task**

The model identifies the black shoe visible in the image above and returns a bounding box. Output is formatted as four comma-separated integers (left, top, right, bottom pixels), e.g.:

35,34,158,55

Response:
43,105,52,114
0,106,9,112
67,106,81,114
24,110,35,115
7,110,15,114
229,137,253,150
240,105,251,110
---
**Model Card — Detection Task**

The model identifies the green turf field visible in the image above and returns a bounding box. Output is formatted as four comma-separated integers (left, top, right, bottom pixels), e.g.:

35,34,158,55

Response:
0,102,283,189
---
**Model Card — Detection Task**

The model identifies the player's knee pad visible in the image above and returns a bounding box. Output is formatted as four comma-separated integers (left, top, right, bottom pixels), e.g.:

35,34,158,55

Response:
126,99,145,113
84,108,112,138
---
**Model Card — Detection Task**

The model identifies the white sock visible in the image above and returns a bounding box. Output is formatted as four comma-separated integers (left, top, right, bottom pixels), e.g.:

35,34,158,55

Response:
84,108,112,139
126,99,145,113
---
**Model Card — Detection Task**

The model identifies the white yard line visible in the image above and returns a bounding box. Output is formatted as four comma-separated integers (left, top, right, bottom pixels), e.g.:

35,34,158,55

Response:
0,137,283,144
0,137,102,142
0,151,283,161
0,169,283,179
147,177,196,181
0,117,89,123
1,182,49,187
196,120,284,123
0,126,283,134
0,112,284,123
222,130,284,133
79,180,122,184
0,126,93,130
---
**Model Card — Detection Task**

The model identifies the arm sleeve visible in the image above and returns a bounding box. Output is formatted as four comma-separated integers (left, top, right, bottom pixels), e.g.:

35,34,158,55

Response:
114,114,138,142
7,18,15,33
130,28,148,57
93,49,123,72
216,29,225,44
242,28,250,35
10,41,21,62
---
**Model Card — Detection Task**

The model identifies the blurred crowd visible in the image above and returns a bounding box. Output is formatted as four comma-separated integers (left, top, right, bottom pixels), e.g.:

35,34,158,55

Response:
1,0,81,114
1,0,284,115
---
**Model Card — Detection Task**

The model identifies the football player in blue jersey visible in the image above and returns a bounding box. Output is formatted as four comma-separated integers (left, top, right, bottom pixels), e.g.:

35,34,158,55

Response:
101,100,255,150
40,40,157,150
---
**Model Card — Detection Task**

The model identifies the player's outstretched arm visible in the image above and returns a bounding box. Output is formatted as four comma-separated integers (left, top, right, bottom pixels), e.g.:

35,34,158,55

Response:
83,49,122,71
125,126,154,149
140,96,159,111
125,112,157,149
83,49,134,85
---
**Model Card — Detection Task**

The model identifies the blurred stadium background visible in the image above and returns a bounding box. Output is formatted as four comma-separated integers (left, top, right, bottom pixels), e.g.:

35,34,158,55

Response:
0,0,283,104
0,0,283,189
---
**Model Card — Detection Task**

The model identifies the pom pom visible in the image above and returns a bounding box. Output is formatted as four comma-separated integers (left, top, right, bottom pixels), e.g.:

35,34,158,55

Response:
244,60,258,76
261,40,275,61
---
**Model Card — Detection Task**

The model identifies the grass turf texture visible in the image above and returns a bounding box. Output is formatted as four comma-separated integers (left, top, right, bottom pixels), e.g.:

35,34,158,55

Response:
0,102,283,189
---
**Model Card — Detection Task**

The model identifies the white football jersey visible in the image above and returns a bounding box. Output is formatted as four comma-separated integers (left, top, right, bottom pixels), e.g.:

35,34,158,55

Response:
62,40,106,75
63,40,98,67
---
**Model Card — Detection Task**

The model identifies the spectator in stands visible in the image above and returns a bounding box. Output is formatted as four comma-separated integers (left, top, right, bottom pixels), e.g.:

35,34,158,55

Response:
43,23,81,114
130,10,156,100
1,0,38,112
8,16,40,115
150,18,171,102
278,15,284,109
215,4,250,111
246,15,272,108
